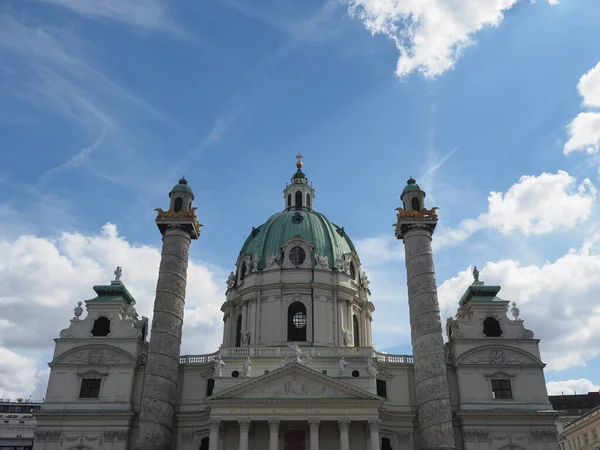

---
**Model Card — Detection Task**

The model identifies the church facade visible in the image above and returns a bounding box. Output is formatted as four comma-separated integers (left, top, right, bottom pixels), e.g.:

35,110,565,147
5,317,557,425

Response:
33,159,559,450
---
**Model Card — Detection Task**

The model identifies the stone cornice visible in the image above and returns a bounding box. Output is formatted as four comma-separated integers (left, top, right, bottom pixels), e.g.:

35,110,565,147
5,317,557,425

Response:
457,410,559,419
207,398,382,407
34,410,135,419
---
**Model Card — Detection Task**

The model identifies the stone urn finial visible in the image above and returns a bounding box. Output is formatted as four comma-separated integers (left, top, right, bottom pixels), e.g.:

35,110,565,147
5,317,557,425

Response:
73,301,83,320
511,301,520,320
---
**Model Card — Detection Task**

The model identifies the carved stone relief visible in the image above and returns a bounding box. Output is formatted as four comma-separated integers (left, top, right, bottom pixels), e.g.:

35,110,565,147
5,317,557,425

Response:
66,347,124,365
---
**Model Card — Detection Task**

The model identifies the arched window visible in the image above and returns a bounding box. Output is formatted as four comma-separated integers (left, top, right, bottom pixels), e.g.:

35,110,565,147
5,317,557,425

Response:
349,262,356,280
411,197,421,211
353,315,360,347
483,317,503,337
288,302,307,341
240,261,246,281
287,193,291,208
306,193,311,209
289,246,306,266
295,191,303,209
91,316,110,337
381,438,392,450
235,315,243,347
200,437,209,450
174,197,183,212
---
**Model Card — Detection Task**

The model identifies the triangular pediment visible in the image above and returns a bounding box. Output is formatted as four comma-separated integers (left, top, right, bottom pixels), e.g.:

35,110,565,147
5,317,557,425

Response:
208,363,381,402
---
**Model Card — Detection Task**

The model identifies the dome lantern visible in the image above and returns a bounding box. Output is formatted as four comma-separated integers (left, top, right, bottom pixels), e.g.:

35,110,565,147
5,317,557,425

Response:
283,153,315,211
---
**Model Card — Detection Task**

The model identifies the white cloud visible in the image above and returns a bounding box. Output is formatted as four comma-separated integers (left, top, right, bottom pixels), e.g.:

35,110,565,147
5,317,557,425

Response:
33,0,180,34
547,379,600,396
0,347,38,399
564,62,600,155
437,234,600,371
0,223,226,397
436,171,596,246
344,0,558,78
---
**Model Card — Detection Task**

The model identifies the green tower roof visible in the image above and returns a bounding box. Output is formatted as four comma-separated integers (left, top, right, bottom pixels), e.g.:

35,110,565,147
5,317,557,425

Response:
170,177,194,199
87,281,135,305
402,177,422,194
240,210,357,270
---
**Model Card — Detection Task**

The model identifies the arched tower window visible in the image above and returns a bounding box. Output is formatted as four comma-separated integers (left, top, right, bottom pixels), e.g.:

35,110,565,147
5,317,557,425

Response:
381,438,392,450
288,302,307,341
287,193,291,208
483,317,503,337
91,316,110,337
306,193,311,209
411,197,421,211
349,262,356,280
174,197,183,212
235,315,243,347
295,191,303,209
353,315,359,347
240,261,246,281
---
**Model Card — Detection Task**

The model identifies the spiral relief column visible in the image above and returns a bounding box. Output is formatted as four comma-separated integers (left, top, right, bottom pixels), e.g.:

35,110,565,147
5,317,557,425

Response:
394,178,455,450
136,178,201,450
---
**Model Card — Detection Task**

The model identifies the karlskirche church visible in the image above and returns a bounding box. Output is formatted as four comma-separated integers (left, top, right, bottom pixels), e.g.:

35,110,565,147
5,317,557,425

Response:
34,158,559,450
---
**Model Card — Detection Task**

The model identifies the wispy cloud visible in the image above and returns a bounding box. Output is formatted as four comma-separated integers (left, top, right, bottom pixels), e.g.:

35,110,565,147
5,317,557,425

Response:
32,0,183,35
37,130,107,186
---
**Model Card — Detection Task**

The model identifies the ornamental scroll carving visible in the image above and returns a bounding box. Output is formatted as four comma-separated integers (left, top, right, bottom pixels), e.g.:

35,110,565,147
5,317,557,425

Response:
395,207,439,221
154,208,202,232
36,431,61,441
66,347,124,365
103,431,128,441
463,430,490,441
530,430,558,441
463,349,535,365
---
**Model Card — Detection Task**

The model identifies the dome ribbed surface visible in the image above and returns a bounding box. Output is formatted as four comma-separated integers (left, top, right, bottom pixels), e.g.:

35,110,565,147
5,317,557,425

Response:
240,210,356,270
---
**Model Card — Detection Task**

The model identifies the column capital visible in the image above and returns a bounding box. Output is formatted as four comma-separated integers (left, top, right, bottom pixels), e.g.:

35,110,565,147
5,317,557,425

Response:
209,420,220,432
268,420,280,432
309,420,320,431
238,420,251,432
368,419,380,430
338,419,351,432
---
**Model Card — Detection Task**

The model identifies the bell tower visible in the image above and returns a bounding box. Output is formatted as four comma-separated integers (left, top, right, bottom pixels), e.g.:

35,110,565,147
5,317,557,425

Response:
394,178,456,450
136,178,202,450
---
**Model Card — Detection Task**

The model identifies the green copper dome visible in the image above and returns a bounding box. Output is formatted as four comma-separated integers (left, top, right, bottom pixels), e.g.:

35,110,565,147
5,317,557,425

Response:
401,177,423,196
292,169,307,182
170,177,194,199
240,210,357,270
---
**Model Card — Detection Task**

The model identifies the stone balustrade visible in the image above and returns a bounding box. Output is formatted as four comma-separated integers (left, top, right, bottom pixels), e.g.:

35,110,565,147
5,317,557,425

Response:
179,347,413,365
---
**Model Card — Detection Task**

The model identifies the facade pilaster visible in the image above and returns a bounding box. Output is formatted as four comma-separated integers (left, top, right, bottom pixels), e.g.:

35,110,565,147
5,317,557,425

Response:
238,420,250,450
309,420,320,450
269,420,280,450
368,420,380,450
208,421,219,450
339,420,350,450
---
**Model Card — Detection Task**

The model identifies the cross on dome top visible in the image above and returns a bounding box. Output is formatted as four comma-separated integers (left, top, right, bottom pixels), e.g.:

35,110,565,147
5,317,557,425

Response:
296,153,303,169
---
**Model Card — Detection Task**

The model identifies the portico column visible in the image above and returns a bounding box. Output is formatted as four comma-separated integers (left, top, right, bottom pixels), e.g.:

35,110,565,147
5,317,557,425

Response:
368,420,380,450
269,420,280,450
238,420,250,450
208,420,219,450
338,420,350,450
309,420,320,450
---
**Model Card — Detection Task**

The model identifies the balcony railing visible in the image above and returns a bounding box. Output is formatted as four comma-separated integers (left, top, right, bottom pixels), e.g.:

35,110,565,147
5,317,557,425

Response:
179,347,413,365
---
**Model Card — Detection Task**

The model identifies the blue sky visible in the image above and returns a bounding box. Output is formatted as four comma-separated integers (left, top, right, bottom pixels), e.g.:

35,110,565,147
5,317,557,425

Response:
1,0,600,399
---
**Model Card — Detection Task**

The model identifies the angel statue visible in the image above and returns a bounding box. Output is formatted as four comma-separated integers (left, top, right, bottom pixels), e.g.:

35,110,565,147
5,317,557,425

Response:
365,357,378,377
472,266,479,282
114,266,122,282
242,357,252,377
338,357,349,377
213,355,226,378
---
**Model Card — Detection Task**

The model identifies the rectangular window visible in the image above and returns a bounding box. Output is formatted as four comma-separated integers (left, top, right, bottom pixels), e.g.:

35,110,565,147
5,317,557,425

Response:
491,379,513,399
376,379,388,399
584,434,589,445
79,379,101,398
205,378,215,397
593,429,598,442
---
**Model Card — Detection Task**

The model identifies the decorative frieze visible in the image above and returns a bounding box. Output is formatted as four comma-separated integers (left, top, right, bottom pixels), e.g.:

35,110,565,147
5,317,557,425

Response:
530,430,558,441
463,430,490,441
67,347,124,365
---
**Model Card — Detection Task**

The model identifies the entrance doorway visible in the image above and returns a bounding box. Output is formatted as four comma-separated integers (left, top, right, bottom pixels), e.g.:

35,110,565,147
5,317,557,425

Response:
284,430,307,450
